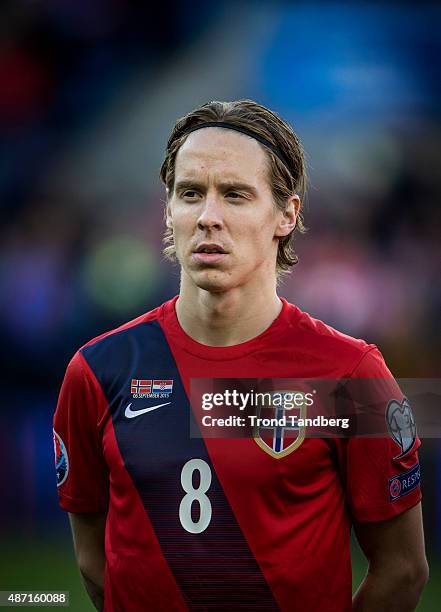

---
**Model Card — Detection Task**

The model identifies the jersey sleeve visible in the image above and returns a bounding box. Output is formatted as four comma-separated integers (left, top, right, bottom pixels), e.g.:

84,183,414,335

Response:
338,347,421,522
53,350,109,513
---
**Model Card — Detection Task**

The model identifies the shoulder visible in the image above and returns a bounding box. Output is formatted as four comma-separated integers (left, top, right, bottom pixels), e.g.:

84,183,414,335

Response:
285,299,387,377
79,294,180,356
66,299,175,389
81,304,163,352
64,298,175,380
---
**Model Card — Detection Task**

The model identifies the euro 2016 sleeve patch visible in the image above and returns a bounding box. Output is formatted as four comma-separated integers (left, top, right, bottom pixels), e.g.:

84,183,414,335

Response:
389,463,421,502
53,429,69,487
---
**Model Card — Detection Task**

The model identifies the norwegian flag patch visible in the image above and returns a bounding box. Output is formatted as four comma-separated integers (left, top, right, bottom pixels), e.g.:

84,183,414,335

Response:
131,379,152,394
130,378,173,397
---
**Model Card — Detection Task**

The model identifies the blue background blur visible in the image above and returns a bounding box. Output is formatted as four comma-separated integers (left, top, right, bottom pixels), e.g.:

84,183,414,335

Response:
1,1,440,609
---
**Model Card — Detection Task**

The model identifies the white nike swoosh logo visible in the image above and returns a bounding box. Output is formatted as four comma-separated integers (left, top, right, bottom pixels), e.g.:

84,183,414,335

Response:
125,402,171,419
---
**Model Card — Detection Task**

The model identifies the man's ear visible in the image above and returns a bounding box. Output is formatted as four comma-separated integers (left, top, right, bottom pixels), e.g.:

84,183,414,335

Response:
274,194,300,237
165,201,173,229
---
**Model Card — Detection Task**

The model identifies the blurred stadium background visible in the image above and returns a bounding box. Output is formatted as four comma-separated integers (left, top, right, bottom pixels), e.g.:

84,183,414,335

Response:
0,1,440,609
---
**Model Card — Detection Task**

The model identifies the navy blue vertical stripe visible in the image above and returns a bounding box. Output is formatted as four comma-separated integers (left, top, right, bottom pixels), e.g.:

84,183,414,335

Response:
82,321,279,611
274,406,284,453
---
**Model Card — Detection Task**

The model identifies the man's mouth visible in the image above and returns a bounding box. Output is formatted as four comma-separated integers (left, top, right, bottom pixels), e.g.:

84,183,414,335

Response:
192,243,229,265
194,243,228,254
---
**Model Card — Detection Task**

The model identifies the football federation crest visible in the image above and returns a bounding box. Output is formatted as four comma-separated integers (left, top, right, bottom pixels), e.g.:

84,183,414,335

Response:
386,397,416,459
53,429,69,487
253,391,307,459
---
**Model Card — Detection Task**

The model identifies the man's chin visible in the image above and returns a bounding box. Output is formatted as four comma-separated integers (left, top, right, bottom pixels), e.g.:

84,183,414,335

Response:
190,269,234,293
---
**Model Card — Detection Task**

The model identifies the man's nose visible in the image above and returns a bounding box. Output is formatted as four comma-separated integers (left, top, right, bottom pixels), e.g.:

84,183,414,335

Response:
197,194,224,231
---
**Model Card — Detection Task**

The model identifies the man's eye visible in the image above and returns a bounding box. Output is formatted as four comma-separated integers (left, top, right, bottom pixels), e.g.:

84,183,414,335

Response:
182,191,199,199
226,192,242,200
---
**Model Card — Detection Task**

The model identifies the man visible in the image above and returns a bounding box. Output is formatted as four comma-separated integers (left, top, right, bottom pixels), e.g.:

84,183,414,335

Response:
53,100,428,611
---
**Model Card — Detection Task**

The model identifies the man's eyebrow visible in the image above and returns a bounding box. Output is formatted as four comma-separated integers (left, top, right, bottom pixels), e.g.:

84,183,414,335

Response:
219,181,258,196
174,179,205,192
174,179,258,196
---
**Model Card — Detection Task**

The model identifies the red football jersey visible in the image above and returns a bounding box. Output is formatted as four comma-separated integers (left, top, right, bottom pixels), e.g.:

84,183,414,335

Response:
53,297,421,611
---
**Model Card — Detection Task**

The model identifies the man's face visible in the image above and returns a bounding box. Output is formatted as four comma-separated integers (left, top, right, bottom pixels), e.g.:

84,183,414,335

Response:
167,128,294,293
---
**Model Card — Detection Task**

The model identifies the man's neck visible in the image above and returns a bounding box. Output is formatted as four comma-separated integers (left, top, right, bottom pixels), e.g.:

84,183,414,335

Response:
175,282,282,347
